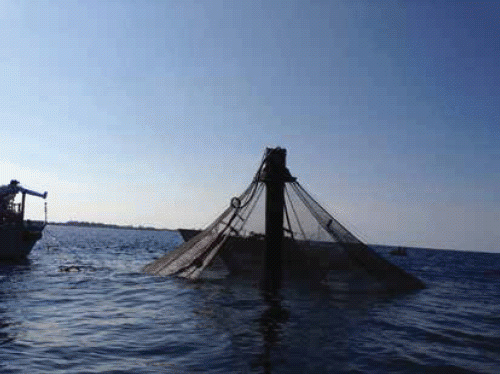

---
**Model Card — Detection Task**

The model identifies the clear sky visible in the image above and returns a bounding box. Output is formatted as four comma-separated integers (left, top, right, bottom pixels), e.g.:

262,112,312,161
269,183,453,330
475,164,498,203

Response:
1,1,498,252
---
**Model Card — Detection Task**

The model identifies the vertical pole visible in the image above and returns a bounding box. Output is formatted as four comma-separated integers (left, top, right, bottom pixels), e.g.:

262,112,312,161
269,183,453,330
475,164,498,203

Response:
21,192,26,221
263,148,288,293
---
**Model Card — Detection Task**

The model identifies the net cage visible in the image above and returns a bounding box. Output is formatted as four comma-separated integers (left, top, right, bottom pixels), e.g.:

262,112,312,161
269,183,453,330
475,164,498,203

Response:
143,149,425,291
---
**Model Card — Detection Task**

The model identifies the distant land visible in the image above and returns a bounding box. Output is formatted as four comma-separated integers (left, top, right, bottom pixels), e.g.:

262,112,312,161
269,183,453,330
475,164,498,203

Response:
46,222,456,252
48,221,176,232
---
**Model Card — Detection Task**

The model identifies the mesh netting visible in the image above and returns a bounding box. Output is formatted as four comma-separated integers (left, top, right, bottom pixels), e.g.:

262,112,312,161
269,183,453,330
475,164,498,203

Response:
143,149,425,291
143,180,261,278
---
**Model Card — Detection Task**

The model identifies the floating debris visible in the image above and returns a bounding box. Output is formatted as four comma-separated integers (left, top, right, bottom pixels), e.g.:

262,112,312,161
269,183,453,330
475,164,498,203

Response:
59,265,81,273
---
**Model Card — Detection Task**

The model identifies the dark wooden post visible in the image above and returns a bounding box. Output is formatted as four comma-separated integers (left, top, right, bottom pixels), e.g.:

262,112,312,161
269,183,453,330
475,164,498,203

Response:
260,148,295,293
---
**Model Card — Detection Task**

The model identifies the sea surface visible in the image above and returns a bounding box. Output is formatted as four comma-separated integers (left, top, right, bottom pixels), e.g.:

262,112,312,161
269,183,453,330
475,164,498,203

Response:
1,225,499,373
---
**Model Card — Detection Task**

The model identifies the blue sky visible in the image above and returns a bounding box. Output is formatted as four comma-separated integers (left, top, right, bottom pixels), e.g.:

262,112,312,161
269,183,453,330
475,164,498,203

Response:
0,1,498,252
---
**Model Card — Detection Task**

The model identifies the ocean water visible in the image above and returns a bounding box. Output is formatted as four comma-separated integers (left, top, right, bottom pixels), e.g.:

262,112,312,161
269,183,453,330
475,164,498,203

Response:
0,225,499,374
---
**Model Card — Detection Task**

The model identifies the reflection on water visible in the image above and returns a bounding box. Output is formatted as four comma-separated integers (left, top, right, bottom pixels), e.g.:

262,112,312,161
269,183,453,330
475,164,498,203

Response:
0,309,17,345
0,261,33,349
255,294,289,374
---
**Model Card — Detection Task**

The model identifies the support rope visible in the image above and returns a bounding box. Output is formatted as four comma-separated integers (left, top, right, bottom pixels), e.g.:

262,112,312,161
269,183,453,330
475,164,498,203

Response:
284,184,306,240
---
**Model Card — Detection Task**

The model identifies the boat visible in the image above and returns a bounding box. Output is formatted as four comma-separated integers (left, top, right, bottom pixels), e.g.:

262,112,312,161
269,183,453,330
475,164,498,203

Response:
178,228,202,242
0,180,48,260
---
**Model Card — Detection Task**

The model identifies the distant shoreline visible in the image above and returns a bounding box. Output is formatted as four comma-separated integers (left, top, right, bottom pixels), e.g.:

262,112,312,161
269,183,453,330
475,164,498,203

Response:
45,223,463,252
48,221,177,232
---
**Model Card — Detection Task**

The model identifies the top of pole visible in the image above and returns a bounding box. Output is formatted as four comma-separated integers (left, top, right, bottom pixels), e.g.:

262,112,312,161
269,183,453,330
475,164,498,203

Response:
259,147,296,183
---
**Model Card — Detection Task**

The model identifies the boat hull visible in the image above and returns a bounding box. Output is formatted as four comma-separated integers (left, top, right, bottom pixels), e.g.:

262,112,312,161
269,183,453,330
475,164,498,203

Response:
0,221,45,260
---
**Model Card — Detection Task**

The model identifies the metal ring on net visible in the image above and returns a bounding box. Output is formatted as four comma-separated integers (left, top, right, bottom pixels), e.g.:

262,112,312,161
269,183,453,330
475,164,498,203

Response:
230,197,241,209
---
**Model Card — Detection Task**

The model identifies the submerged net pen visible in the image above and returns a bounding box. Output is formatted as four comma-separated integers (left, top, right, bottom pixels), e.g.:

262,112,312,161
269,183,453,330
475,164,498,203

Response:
144,147,425,292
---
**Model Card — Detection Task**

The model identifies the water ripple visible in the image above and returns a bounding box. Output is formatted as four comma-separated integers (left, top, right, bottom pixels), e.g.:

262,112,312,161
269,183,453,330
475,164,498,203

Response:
0,226,498,373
